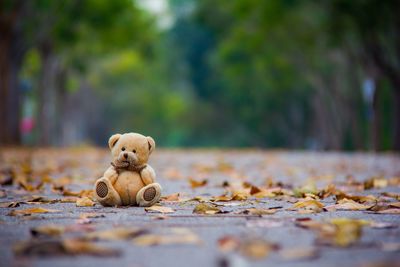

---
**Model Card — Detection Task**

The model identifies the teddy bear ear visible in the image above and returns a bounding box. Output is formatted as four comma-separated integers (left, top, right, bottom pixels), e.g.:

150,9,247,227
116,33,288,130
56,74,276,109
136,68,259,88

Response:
147,136,155,154
108,134,121,149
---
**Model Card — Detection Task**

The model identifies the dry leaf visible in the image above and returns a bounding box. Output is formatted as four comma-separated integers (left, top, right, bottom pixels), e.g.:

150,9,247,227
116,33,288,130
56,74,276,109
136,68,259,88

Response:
76,197,95,207
231,192,248,201
161,193,180,201
249,186,262,195
62,239,120,256
239,208,277,216
211,195,234,202
14,239,120,257
189,178,208,188
145,205,175,214
321,218,367,247
60,196,79,203
373,208,400,214
31,225,65,237
85,227,147,241
133,229,201,246
239,239,278,260
79,213,105,219
291,199,324,213
193,203,222,214
0,201,22,208
218,236,241,252
280,247,319,260
325,198,373,211
8,207,60,216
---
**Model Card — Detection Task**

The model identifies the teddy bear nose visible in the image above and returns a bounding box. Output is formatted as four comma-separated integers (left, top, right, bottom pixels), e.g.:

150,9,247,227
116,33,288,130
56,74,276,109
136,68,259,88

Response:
123,153,128,159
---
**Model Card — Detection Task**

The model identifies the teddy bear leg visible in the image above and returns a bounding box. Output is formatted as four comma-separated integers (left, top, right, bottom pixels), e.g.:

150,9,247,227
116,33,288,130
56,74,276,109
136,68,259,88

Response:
94,177,122,207
136,183,162,207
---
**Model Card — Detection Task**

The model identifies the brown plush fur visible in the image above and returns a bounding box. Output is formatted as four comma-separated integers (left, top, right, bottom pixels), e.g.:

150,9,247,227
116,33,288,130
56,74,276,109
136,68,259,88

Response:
94,133,162,207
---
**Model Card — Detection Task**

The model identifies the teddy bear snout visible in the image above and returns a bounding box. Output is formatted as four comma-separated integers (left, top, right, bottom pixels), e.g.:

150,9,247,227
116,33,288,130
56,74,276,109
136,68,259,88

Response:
117,151,138,165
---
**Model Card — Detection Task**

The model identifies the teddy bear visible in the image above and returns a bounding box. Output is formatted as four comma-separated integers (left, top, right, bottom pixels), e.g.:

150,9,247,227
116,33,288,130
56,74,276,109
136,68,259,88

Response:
94,132,162,207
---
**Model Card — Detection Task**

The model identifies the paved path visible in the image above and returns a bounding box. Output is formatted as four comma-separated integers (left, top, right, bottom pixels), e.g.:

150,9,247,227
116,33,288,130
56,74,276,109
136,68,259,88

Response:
0,149,399,267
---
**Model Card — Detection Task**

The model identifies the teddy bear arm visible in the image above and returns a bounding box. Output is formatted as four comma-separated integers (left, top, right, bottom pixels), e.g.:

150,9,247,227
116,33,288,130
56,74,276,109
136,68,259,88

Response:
140,165,156,185
103,166,118,184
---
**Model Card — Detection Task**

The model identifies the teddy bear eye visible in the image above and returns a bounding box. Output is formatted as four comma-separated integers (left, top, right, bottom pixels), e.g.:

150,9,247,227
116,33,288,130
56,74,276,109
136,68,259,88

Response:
132,149,136,153
121,147,126,151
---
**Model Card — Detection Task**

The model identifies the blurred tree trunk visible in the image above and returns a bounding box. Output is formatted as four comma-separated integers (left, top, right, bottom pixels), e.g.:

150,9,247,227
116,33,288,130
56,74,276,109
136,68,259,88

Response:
0,0,25,145
393,87,400,151
37,40,59,146
371,81,381,151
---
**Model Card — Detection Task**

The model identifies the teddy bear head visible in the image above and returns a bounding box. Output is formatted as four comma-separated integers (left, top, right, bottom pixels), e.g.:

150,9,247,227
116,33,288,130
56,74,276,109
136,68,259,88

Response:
108,132,155,168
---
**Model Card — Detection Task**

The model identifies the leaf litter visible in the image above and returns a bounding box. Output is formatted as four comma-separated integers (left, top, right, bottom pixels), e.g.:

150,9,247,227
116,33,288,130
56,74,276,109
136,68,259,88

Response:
1,148,399,263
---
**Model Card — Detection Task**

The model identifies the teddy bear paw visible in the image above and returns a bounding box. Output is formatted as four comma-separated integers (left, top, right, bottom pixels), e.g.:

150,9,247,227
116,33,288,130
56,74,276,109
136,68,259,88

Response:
94,178,122,206
136,183,162,207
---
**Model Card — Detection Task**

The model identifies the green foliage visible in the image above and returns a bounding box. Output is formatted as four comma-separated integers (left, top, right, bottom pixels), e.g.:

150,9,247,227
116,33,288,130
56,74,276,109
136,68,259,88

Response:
16,0,398,148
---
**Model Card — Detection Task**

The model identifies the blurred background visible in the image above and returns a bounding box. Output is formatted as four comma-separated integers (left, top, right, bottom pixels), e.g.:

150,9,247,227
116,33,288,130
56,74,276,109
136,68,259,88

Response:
0,0,399,150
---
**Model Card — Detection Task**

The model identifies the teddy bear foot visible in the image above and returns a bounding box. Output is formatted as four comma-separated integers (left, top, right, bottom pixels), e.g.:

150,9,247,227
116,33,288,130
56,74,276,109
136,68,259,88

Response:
136,183,162,207
94,177,122,206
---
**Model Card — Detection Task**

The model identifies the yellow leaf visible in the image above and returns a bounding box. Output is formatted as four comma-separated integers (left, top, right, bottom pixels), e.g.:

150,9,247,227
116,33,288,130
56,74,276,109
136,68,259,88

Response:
239,239,277,260
291,199,324,213
329,218,365,247
76,197,95,207
280,247,319,261
8,207,60,216
189,178,208,188
161,193,180,201
85,227,147,241
133,229,201,246
145,205,175,214
31,225,65,237
326,198,373,211
193,203,222,214
240,208,277,216
218,235,240,252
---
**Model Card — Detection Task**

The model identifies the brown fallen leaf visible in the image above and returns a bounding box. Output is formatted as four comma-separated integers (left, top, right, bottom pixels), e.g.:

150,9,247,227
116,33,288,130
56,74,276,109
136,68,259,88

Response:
76,197,95,207
389,202,400,208
145,205,175,214
85,227,147,241
24,195,58,204
211,195,234,202
60,196,79,203
8,207,60,216
218,235,241,252
161,193,180,201
14,239,120,257
239,239,278,260
280,247,319,261
381,192,400,200
193,203,222,214
133,229,201,246
189,178,208,188
31,225,65,237
291,199,324,213
63,189,94,198
231,191,248,201
319,218,367,247
79,213,105,219
238,208,278,216
250,185,262,195
373,209,400,214
0,201,22,208
293,182,318,198
325,198,373,211
364,177,388,189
